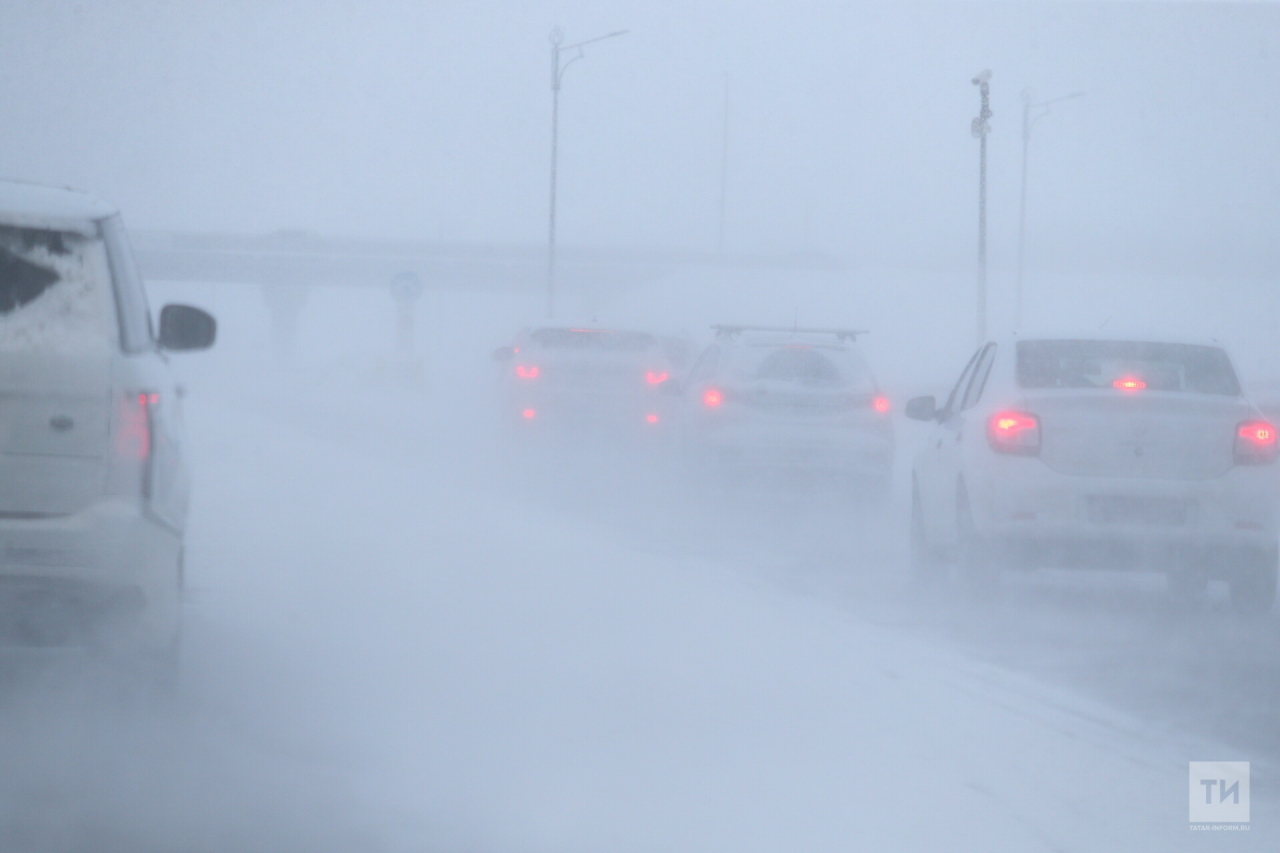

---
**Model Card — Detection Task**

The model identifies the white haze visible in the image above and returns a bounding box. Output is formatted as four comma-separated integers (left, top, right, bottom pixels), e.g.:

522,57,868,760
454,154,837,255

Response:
1,2,1279,851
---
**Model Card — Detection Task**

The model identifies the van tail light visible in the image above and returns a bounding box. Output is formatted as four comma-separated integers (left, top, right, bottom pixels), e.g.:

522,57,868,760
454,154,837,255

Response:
987,410,1040,456
1235,420,1278,465
871,395,890,413
515,364,539,380
702,387,723,408
645,370,669,385
109,391,157,497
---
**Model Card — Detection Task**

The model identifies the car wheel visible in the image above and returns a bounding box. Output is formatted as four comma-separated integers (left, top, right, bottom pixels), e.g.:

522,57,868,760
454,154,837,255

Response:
1229,546,1278,616
910,482,944,583
957,485,1000,592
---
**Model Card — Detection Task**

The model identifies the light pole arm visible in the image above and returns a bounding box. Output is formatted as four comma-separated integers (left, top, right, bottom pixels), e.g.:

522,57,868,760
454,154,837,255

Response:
552,29,630,90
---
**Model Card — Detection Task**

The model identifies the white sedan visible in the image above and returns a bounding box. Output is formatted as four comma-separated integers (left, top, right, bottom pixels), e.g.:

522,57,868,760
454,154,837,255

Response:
906,336,1278,613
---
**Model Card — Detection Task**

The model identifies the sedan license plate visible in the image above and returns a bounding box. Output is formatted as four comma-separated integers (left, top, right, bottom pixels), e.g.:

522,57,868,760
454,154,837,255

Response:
1087,496,1187,526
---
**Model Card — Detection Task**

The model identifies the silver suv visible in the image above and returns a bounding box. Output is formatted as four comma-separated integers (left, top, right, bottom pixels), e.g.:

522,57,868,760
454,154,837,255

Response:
0,180,214,661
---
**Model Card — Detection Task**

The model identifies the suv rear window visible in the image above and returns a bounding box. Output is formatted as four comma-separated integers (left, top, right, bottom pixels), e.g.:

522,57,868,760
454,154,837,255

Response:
756,348,843,385
530,328,655,352
1016,340,1240,395
0,226,70,314
0,224,115,352
741,346,875,392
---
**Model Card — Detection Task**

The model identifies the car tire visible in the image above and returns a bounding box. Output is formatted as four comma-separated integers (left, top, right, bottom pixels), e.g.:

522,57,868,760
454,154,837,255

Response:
910,482,944,584
957,485,1000,592
1229,546,1278,616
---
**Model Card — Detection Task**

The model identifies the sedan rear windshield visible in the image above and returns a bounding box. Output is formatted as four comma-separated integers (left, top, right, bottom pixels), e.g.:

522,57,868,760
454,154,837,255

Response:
530,328,655,352
1017,340,1240,396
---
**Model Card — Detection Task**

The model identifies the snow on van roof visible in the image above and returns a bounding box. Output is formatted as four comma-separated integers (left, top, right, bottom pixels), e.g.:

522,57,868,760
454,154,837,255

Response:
0,180,117,233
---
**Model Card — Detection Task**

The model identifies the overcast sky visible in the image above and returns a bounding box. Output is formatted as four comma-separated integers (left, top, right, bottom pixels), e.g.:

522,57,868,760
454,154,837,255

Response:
0,1,1276,274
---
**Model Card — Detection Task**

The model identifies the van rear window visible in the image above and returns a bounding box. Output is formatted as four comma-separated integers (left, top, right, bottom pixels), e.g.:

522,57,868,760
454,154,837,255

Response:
1017,340,1240,395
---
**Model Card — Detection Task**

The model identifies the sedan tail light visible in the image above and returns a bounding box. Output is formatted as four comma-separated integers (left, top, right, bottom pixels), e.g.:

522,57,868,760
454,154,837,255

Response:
515,364,539,379
645,371,669,385
702,387,723,408
987,410,1040,456
871,395,890,413
1235,420,1278,465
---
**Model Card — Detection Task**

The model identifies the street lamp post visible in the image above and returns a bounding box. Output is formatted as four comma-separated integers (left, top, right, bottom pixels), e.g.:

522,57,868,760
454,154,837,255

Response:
970,69,993,346
717,74,730,255
1015,88,1085,331
547,26,629,319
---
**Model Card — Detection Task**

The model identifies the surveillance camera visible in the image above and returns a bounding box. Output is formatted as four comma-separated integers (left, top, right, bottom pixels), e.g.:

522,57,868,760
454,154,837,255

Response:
972,69,992,85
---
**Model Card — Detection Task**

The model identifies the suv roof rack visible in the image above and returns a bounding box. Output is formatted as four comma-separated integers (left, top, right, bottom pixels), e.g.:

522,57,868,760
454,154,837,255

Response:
711,324,868,343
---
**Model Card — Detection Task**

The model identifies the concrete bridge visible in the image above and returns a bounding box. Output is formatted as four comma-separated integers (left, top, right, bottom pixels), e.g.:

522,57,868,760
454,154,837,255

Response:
132,229,841,358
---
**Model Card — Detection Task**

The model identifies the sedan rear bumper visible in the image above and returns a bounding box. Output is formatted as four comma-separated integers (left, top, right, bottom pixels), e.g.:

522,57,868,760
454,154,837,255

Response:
970,458,1278,572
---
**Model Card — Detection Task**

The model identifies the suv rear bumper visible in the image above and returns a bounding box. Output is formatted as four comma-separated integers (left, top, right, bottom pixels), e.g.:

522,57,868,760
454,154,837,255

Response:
0,498,181,648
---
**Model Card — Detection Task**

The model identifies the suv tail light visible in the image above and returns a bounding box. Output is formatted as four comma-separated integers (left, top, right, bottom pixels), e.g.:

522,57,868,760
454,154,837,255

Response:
702,387,723,408
1235,420,1278,465
109,391,157,496
987,410,1040,456
645,370,669,385
515,364,539,379
871,395,890,413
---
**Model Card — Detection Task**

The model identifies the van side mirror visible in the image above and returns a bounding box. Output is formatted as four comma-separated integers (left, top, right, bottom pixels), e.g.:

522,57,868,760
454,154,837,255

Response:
904,395,937,422
157,304,216,351
492,346,515,362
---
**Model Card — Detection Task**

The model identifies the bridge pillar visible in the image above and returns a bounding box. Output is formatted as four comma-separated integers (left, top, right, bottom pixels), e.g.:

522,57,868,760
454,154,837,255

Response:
389,271,425,387
261,282,308,363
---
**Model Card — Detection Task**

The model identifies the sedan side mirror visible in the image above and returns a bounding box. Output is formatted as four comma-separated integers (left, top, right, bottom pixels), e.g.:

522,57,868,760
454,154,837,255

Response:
492,346,515,362
157,304,216,351
904,395,938,422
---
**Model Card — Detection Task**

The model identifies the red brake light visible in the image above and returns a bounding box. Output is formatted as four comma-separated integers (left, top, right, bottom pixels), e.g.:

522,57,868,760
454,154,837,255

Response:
871,395,890,413
703,388,723,408
987,410,1041,455
1236,420,1277,464
521,408,537,419
515,364,539,379
645,371,669,385
645,413,660,424
1113,376,1146,391
117,392,154,460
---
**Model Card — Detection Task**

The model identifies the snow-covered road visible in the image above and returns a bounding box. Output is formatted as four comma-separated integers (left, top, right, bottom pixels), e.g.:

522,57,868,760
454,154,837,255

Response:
3,373,1272,851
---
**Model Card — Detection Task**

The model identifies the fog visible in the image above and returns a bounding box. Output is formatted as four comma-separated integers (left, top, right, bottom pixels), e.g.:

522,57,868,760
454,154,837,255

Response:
2,1,1280,851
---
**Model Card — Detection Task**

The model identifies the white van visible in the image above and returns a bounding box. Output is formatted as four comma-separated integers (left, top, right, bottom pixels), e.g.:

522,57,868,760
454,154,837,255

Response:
0,180,214,661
